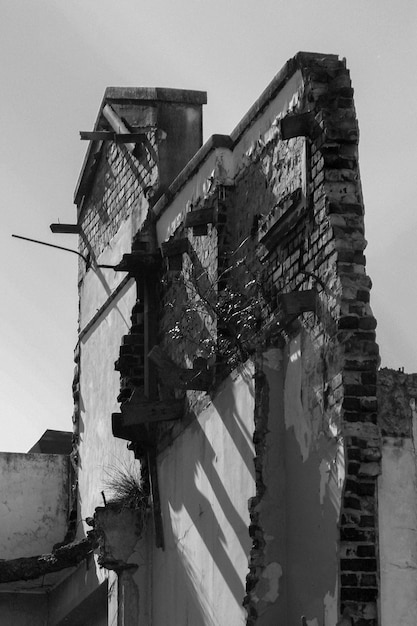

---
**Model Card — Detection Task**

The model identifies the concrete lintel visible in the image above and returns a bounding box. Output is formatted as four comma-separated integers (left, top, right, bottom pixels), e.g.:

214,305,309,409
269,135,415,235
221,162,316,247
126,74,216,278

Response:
103,86,207,106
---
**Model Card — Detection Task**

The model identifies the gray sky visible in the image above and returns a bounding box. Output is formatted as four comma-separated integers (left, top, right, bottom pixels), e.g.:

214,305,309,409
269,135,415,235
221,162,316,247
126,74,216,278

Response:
1,0,416,452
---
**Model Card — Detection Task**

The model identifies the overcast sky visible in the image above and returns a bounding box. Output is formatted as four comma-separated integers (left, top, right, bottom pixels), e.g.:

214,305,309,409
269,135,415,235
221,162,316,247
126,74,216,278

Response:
1,0,416,452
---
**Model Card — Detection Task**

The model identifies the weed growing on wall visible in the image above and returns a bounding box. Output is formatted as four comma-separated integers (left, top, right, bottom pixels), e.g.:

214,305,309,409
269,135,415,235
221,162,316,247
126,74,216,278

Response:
165,238,277,371
103,463,149,511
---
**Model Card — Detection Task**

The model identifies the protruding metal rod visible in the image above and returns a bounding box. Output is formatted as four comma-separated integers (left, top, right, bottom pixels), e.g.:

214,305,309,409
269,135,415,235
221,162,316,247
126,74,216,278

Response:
12,234,90,264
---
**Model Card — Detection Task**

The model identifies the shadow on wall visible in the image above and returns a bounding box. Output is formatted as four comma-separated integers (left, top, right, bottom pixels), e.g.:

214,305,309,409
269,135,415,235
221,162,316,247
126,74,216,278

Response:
156,367,255,625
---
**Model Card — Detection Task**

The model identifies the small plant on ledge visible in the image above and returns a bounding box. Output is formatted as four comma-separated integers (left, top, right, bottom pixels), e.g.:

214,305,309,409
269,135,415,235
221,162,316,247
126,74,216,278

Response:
103,464,149,513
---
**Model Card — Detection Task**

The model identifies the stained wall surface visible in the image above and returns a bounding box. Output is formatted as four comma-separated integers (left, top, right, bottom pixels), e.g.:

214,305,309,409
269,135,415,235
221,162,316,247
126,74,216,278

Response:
77,227,139,530
283,335,340,625
378,369,417,626
379,436,417,626
0,452,69,559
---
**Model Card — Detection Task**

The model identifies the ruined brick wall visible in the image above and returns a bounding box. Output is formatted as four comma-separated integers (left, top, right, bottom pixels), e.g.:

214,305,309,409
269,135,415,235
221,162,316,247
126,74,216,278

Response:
304,55,380,624
251,53,380,624
77,137,157,282
152,54,380,624
160,192,220,369
239,54,379,625
67,55,382,625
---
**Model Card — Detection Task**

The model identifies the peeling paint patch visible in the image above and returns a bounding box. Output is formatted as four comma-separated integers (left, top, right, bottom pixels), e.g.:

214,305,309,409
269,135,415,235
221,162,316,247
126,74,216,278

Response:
306,618,319,626
260,562,282,603
324,589,337,625
284,335,311,461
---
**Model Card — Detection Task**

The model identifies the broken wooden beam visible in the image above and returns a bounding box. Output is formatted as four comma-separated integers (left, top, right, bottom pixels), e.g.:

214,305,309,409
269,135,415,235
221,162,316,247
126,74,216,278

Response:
112,414,153,446
161,238,189,271
161,238,189,257
114,389,184,427
80,130,114,141
279,111,321,140
148,346,212,391
80,131,149,144
0,534,97,583
115,133,147,144
184,207,216,236
112,251,160,275
50,223,81,234
277,289,317,316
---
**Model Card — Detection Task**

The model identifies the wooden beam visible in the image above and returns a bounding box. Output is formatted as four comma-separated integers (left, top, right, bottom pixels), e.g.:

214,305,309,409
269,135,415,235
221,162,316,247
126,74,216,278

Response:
161,238,189,258
148,346,212,391
115,389,184,426
112,252,160,274
115,133,147,144
0,535,97,583
279,112,320,140
80,131,149,144
184,208,216,235
80,130,114,141
102,104,136,153
161,238,189,271
112,413,153,443
50,223,81,234
184,207,215,228
277,289,317,316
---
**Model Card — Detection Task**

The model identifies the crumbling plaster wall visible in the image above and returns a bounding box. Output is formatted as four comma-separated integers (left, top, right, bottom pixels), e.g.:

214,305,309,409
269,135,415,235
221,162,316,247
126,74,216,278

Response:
0,452,69,559
152,52,379,625
59,89,207,626
77,227,139,535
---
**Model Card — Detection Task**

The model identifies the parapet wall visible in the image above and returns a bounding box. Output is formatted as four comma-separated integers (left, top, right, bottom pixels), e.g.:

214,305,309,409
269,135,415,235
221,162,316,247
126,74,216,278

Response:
0,452,69,559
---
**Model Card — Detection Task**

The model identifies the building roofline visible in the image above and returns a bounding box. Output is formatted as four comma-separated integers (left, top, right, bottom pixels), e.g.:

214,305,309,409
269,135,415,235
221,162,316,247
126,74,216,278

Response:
102,86,207,105
154,51,339,219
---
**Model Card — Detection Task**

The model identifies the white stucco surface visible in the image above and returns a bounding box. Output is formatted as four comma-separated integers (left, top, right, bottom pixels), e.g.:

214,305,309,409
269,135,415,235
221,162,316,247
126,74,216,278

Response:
77,214,142,533
151,363,255,626
78,286,138,530
0,452,68,558
379,436,417,626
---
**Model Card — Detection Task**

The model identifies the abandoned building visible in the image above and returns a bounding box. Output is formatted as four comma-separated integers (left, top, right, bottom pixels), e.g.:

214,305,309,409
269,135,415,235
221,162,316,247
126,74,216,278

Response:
1,51,416,626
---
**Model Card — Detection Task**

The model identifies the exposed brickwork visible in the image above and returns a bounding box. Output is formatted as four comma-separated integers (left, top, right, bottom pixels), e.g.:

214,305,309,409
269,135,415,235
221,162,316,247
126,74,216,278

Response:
78,135,157,282
304,54,380,624
160,191,219,369
243,365,271,626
